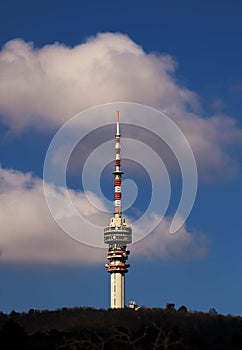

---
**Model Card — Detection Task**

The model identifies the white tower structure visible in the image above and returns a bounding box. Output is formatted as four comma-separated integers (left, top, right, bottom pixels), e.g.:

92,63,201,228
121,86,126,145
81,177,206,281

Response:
104,111,132,309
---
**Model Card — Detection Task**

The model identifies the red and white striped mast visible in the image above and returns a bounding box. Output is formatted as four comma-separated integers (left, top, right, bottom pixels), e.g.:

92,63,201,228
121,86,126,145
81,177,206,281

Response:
114,111,123,216
104,111,132,309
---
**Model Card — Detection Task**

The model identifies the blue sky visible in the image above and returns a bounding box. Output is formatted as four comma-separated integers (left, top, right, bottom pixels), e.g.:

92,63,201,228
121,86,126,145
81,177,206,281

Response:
0,0,242,315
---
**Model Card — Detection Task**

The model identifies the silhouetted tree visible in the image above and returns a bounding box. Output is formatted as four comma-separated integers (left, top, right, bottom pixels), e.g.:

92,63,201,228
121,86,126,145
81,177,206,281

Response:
208,308,218,316
178,305,187,313
0,319,27,349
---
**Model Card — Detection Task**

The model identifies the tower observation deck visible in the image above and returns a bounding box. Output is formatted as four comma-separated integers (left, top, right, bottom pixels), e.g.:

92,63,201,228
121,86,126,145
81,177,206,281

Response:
104,111,132,309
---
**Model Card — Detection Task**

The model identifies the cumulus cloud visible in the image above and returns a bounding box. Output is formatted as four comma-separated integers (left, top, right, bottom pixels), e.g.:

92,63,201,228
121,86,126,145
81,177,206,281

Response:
0,167,105,264
133,213,209,261
1,33,191,130
0,32,241,179
0,166,208,264
177,113,242,180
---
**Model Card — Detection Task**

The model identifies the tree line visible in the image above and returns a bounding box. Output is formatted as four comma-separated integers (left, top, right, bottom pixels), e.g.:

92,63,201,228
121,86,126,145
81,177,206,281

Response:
0,306,242,349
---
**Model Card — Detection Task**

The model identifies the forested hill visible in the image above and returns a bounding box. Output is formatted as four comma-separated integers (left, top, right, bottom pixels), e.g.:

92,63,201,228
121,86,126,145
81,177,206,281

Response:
0,307,242,349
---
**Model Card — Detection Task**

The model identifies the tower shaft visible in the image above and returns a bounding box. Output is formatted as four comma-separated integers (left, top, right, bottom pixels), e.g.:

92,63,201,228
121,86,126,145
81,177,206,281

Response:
104,111,132,309
110,273,124,308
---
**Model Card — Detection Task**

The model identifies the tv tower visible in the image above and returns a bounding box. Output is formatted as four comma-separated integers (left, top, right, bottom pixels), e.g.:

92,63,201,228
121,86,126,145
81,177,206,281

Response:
104,111,132,309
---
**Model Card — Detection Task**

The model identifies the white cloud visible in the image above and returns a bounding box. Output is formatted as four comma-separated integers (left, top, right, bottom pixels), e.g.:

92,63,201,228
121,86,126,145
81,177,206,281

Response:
0,32,241,179
1,33,189,130
132,213,209,261
0,167,105,264
177,113,242,180
0,166,208,264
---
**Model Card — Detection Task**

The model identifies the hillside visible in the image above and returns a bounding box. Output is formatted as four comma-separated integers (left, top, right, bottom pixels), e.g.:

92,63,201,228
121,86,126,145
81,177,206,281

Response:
0,307,242,349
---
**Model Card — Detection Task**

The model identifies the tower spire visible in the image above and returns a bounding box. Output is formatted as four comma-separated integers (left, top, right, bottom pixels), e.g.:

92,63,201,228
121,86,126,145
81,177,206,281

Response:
116,110,120,135
113,110,123,216
104,111,132,309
